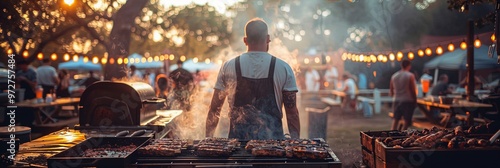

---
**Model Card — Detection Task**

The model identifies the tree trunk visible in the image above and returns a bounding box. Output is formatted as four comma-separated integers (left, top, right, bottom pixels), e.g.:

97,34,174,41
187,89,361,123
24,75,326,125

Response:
104,0,149,80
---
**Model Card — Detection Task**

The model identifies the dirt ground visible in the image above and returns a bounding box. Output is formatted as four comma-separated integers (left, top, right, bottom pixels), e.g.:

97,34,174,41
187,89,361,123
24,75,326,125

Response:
324,106,392,168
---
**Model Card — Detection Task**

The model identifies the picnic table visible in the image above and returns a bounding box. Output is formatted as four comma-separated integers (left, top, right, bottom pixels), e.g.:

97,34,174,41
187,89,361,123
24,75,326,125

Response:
14,98,80,125
416,98,492,128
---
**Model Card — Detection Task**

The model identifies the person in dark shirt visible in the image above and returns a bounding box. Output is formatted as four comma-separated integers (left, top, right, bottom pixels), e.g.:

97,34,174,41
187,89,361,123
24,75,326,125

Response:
82,71,100,88
430,74,452,96
16,60,37,100
168,60,194,111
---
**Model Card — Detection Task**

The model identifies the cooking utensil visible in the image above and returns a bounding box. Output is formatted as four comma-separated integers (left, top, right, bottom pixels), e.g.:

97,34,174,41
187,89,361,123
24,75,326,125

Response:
489,129,500,145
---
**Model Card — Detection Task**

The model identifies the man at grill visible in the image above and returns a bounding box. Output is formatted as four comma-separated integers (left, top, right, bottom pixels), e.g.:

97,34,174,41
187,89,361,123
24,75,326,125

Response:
206,18,300,139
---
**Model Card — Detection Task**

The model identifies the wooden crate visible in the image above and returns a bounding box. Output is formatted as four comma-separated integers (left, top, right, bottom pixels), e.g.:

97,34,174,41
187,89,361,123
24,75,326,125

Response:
361,147,375,168
360,130,405,152
374,138,500,168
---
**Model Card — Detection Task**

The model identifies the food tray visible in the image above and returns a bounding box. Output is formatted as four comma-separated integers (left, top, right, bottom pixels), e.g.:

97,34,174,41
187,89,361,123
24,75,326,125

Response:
374,138,500,168
47,137,150,167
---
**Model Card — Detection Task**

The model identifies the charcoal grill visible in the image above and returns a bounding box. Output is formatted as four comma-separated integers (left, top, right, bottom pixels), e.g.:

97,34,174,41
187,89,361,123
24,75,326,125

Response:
132,140,342,168
75,81,175,138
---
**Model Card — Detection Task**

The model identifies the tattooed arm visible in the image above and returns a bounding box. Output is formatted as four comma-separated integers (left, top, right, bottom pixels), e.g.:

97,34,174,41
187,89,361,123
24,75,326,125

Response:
283,91,300,138
206,89,227,137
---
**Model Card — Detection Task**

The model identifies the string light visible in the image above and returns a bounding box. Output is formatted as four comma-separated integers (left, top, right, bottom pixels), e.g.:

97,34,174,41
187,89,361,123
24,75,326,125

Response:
141,58,146,63
396,52,403,61
382,56,388,63
359,55,365,62
7,49,13,55
51,53,57,61
109,58,115,64
63,53,70,61
101,57,107,64
117,58,123,64
474,37,481,48
408,52,415,60
160,55,165,61
23,50,29,58
205,58,211,64
304,58,310,64
92,56,99,64
37,53,44,60
425,47,432,56
448,42,455,52
154,56,159,62
314,57,320,63
83,56,89,63
491,34,496,42
135,58,140,63
147,57,153,62
325,55,331,63
418,49,424,57
193,57,199,63
130,58,135,63
460,40,467,50
169,54,175,60
124,58,129,64
370,55,376,63
347,53,352,60
436,45,443,55
180,55,186,61
377,54,384,61
341,53,347,60
389,53,395,61
73,55,78,62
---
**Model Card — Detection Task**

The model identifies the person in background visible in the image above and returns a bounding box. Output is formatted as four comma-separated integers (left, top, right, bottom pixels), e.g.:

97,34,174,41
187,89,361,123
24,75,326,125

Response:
420,69,433,83
15,60,37,127
156,74,169,99
323,64,338,89
430,74,452,96
305,67,320,91
37,58,59,98
129,65,142,79
339,73,358,110
358,72,367,90
82,71,100,88
390,60,417,131
56,69,71,98
206,18,300,139
168,60,194,111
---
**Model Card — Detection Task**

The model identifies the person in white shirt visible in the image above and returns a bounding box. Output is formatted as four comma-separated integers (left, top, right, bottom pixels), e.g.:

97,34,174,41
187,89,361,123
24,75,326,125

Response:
36,58,59,98
305,67,320,91
323,65,338,89
338,73,358,110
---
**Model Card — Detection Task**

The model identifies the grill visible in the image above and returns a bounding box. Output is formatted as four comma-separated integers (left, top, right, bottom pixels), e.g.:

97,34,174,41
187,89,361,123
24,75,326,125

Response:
76,81,174,138
132,139,342,168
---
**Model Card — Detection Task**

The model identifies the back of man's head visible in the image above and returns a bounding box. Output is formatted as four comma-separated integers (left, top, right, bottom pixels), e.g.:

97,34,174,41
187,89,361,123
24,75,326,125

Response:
245,18,268,45
401,60,411,70
130,65,136,71
42,58,51,64
177,60,183,66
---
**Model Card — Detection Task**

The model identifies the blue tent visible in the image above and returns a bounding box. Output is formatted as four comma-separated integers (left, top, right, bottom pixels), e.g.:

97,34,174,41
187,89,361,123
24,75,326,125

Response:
169,59,220,73
424,45,500,70
127,53,163,69
58,57,102,71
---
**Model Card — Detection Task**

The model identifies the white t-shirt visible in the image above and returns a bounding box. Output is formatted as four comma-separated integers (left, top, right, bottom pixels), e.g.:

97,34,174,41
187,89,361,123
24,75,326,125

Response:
305,69,320,91
324,67,338,83
36,65,58,86
343,78,357,98
391,70,416,102
215,52,298,113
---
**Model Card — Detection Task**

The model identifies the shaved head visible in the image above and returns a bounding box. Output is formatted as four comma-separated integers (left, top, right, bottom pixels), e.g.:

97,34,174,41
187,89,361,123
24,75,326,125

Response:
244,18,269,45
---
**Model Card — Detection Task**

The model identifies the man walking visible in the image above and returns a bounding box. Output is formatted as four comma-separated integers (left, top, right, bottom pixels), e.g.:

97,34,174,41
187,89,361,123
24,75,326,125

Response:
390,59,417,131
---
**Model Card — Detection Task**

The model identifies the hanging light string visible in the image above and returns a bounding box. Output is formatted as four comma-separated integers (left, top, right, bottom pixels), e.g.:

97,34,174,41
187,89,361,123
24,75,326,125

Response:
342,32,495,63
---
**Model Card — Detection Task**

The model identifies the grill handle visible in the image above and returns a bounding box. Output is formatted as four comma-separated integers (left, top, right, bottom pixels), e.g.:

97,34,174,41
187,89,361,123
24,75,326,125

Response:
143,98,166,104
195,165,253,168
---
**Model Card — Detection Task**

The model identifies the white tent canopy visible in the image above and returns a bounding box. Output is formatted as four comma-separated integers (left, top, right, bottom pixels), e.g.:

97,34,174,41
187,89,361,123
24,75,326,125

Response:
127,53,163,69
58,57,102,71
169,59,220,73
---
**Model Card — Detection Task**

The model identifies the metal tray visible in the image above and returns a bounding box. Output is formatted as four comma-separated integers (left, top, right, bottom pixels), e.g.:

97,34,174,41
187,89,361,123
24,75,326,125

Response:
47,137,150,167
